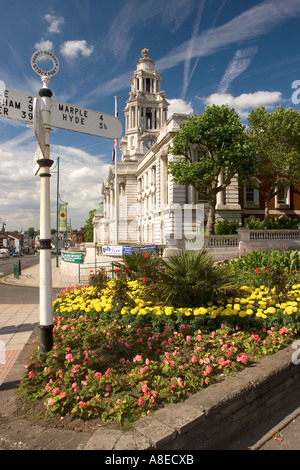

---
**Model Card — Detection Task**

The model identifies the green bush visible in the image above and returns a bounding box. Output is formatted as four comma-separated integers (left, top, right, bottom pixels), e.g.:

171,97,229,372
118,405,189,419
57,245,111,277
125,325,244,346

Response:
145,249,240,307
214,219,240,235
246,216,299,230
113,250,163,282
226,250,300,294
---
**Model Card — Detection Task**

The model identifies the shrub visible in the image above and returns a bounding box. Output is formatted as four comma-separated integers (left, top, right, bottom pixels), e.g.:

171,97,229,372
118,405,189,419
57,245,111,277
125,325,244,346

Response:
88,268,109,293
246,216,299,230
144,249,240,308
214,219,240,235
113,251,163,282
226,250,300,296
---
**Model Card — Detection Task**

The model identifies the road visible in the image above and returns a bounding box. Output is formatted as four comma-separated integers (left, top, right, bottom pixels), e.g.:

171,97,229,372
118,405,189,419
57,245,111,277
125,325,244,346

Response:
0,254,61,303
1,255,299,450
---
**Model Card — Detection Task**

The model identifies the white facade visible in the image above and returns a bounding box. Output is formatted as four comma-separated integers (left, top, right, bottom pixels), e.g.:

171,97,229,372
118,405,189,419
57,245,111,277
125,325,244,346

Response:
94,49,241,246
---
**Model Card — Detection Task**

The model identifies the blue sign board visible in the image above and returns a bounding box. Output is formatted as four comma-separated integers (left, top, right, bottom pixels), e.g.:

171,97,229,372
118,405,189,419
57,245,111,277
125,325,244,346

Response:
102,245,158,256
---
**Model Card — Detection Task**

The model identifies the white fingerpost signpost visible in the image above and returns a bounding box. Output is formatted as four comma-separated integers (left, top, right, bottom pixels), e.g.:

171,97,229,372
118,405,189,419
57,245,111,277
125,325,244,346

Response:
31,50,58,355
0,50,122,355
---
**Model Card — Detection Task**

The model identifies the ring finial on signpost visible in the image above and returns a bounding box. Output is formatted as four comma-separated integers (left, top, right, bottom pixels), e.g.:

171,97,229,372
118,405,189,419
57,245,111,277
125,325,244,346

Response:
31,50,59,79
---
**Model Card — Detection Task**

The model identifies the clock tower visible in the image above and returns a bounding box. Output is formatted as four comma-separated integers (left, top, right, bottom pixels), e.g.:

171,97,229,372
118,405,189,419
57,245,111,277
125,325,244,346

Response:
120,48,169,160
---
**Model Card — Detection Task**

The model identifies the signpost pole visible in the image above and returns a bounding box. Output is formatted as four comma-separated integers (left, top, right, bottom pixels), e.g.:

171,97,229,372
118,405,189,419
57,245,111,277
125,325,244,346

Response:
37,75,54,355
114,96,119,245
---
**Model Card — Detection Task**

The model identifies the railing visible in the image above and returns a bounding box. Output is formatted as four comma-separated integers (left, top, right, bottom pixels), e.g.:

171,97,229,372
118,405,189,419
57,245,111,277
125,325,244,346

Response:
248,230,300,241
78,261,115,283
204,235,240,247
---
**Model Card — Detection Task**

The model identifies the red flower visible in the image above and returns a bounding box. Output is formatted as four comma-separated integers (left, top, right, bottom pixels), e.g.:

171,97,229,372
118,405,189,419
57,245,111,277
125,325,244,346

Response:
124,269,129,274
142,278,147,283
144,253,149,258
114,268,118,273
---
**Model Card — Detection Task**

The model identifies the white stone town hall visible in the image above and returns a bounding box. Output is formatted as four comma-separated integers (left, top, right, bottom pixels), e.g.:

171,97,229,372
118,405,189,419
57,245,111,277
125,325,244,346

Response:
93,49,250,247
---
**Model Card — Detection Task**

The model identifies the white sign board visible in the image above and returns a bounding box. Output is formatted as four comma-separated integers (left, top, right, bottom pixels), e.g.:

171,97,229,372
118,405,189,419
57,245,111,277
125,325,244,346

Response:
0,88,35,123
50,100,122,140
33,97,46,157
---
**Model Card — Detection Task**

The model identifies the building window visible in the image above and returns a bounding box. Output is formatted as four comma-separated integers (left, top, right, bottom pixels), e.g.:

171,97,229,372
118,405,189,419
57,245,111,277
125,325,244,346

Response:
275,185,290,208
196,186,209,203
246,186,255,204
243,184,259,208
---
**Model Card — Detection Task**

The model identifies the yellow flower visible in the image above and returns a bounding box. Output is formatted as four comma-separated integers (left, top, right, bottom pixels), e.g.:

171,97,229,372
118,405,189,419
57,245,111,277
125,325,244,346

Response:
284,306,297,315
194,307,207,315
152,307,163,316
164,307,174,316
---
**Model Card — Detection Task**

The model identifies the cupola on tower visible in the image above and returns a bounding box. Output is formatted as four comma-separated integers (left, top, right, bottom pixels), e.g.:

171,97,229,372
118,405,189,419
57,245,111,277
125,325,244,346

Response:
120,48,169,161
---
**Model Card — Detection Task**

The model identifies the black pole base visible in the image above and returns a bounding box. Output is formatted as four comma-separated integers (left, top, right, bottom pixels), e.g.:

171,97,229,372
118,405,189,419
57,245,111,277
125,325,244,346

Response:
39,324,54,355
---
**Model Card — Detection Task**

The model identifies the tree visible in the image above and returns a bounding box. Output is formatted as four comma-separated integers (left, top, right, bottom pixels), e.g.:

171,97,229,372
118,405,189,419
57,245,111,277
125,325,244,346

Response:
26,227,35,238
168,105,257,234
84,209,96,242
247,106,300,228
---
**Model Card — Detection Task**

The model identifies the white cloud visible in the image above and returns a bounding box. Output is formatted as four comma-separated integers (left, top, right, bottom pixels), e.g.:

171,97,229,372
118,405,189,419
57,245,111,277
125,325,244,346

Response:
218,46,258,93
44,13,65,34
156,0,300,72
106,0,196,60
168,99,194,117
34,40,54,51
204,91,282,119
60,40,94,59
0,133,109,231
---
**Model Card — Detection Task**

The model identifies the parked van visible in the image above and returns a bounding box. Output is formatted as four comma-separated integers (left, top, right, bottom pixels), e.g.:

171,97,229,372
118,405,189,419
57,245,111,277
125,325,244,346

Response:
0,249,10,259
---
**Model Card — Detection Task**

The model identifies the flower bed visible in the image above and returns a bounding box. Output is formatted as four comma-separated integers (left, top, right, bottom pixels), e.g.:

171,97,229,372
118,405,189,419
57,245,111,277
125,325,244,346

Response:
19,277,300,424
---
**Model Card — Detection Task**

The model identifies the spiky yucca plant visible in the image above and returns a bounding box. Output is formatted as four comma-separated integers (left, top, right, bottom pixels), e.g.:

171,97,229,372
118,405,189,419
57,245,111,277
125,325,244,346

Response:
146,249,239,307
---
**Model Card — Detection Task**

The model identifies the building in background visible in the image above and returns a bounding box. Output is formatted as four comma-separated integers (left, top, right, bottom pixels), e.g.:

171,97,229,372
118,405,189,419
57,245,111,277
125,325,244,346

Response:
94,49,300,246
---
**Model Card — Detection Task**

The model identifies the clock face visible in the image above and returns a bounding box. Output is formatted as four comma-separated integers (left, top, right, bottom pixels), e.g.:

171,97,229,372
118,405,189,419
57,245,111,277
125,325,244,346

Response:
146,138,156,149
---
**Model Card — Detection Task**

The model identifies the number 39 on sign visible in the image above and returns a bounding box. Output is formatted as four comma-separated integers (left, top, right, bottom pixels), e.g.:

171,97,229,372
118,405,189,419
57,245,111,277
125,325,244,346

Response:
0,88,35,123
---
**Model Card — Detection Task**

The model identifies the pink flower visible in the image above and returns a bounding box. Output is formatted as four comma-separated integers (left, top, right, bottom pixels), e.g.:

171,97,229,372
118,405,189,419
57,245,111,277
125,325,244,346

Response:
138,397,145,406
237,353,248,364
47,398,55,407
105,384,112,392
279,327,288,335
60,391,66,398
218,357,231,368
133,354,142,362
79,401,87,408
65,353,74,362
28,370,34,379
186,335,192,342
52,387,60,396
95,372,102,379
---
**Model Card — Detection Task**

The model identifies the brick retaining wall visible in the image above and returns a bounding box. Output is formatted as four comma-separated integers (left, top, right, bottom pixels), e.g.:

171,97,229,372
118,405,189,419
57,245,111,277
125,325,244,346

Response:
85,344,300,450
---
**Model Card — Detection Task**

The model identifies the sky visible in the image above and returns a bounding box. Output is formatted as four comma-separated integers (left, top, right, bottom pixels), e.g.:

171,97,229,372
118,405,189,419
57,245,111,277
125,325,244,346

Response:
0,0,299,233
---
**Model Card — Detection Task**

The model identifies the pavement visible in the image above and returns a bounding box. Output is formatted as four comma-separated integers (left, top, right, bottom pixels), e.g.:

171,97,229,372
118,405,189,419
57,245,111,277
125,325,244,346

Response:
0,257,82,388
0,258,300,451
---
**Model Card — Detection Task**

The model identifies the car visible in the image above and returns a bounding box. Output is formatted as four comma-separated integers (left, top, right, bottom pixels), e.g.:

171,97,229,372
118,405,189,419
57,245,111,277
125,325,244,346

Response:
12,252,20,257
